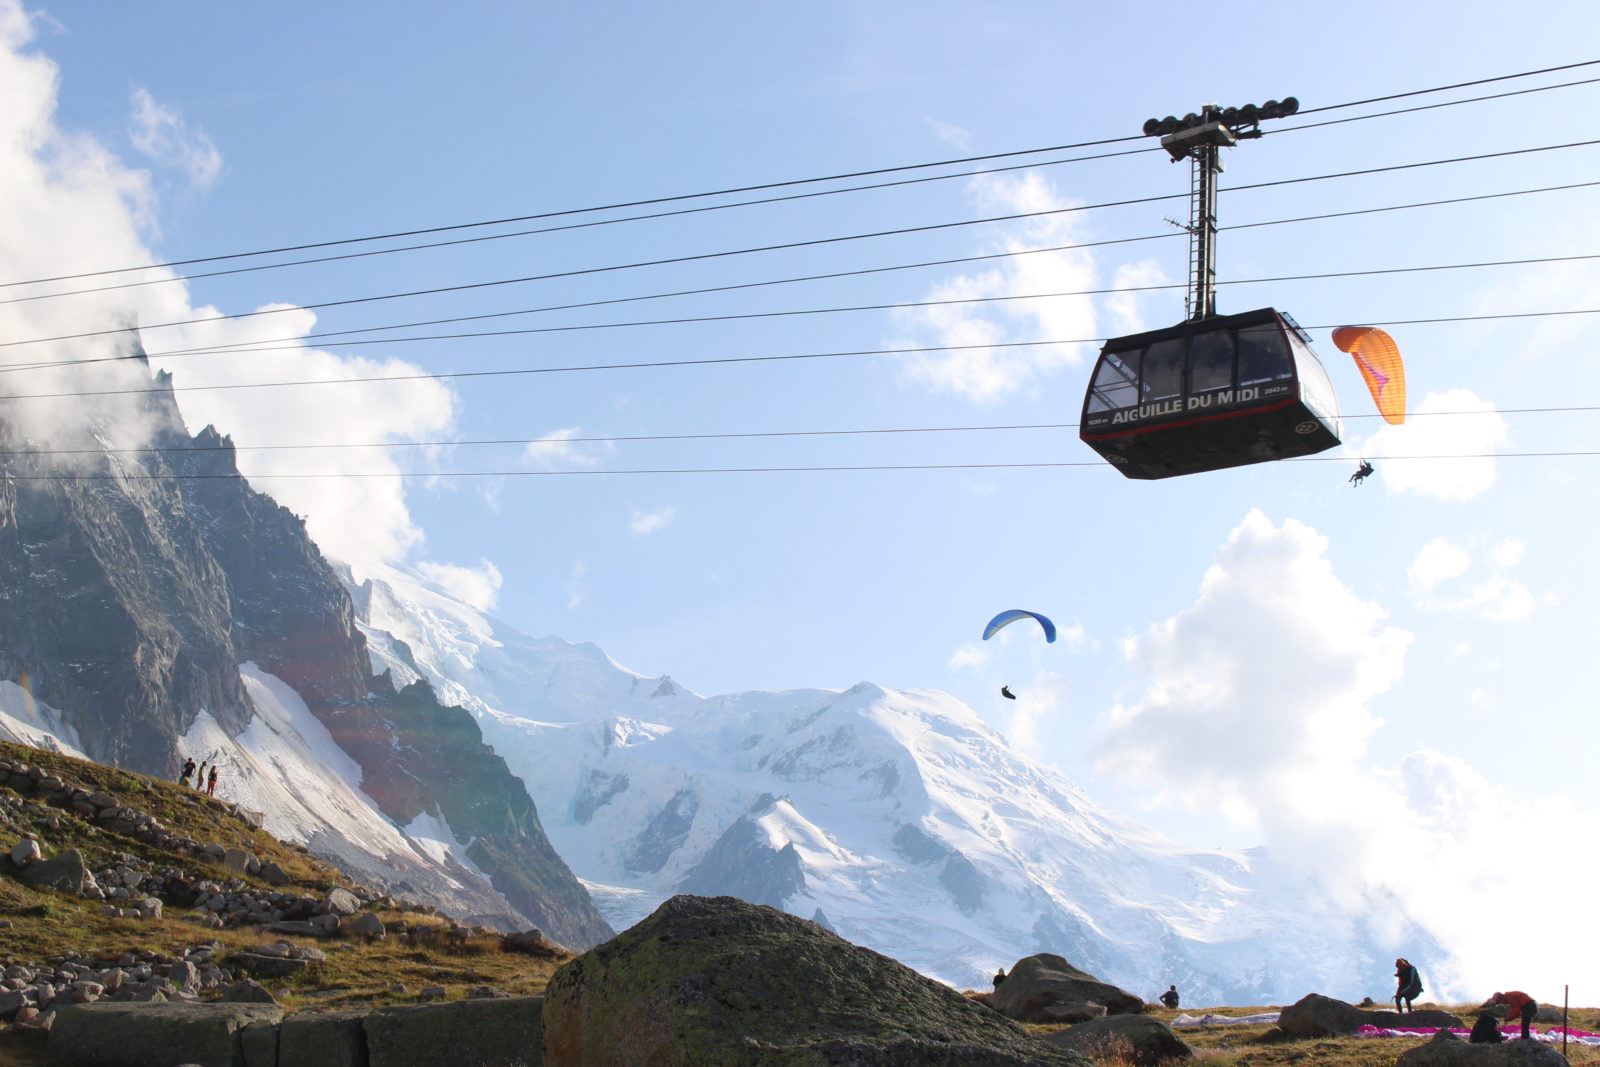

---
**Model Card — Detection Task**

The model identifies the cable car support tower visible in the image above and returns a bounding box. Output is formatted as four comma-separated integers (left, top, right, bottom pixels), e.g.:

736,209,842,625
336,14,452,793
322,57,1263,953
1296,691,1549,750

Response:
1142,97,1300,321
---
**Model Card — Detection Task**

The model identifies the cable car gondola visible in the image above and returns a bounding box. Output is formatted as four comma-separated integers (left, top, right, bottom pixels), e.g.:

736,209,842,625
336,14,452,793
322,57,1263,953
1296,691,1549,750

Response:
1079,307,1341,479
1081,96,1344,479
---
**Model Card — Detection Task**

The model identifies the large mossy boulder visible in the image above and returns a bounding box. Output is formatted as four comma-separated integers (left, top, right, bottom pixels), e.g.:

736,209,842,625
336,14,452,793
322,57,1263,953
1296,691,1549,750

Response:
1043,1014,1194,1066
989,953,1144,1022
541,894,1088,1067
47,1002,283,1067
1397,1027,1570,1067
1278,993,1463,1038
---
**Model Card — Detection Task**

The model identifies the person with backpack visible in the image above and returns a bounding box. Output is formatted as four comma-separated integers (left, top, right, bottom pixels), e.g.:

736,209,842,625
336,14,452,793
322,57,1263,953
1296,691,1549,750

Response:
1394,958,1423,1012
178,757,195,787
1160,985,1180,1009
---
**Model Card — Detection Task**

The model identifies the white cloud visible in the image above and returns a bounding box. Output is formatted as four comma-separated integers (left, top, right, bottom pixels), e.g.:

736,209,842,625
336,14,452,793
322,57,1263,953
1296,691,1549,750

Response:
129,88,222,191
0,4,464,576
1408,538,1471,592
628,506,676,536
1408,535,1535,623
1102,260,1169,338
565,561,588,610
1346,389,1509,500
1095,509,1592,995
415,559,502,612
892,171,1098,404
522,428,610,471
923,117,970,151
948,643,990,671
1490,538,1524,568
1095,510,1411,840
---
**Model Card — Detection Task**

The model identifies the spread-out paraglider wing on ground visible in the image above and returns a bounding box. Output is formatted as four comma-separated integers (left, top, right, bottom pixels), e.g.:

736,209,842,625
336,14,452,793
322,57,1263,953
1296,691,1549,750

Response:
982,610,1057,643
1332,326,1406,425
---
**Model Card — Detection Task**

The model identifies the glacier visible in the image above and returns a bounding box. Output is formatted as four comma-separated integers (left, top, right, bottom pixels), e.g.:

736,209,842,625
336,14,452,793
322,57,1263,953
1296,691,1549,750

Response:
347,559,1430,1004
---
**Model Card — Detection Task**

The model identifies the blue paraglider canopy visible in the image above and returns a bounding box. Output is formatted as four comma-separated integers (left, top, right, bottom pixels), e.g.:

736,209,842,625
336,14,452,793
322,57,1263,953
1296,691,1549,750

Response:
982,609,1056,643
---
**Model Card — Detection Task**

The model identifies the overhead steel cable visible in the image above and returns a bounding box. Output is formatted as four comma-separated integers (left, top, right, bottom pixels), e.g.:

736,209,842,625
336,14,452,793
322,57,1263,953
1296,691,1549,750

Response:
90,178,1600,366
12,73,1600,309
102,250,1600,367
1,404,1591,461
1,307,1596,405
0,450,1593,482
6,137,1599,362
3,58,1595,295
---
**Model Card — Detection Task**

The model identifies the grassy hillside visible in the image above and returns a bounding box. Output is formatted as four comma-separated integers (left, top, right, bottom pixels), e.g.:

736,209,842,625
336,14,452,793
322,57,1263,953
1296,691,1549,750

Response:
0,740,573,1063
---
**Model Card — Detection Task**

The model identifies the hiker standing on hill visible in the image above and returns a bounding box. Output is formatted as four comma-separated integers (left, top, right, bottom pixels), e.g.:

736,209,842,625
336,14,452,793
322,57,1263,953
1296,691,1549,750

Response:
178,757,195,787
1490,991,1537,1040
206,765,219,797
1394,958,1423,1013
1160,985,1180,1009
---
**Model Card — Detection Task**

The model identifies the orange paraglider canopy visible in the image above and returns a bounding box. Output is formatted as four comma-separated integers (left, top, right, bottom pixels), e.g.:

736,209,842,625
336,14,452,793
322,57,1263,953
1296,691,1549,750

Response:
1332,326,1406,425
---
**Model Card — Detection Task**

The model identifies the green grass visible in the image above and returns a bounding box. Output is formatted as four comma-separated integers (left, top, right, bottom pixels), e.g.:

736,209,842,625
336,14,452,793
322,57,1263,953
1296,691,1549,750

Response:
1,741,576,1024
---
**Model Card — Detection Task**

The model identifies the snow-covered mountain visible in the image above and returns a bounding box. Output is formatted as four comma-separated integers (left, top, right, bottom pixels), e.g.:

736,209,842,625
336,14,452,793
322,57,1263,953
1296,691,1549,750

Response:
351,559,1431,1002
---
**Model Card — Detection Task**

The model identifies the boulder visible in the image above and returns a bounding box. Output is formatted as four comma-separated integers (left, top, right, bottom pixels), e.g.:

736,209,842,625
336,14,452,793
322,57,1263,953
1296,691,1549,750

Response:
1042,1014,1194,1067
542,894,1087,1066
219,979,279,1005
257,861,294,887
323,887,361,916
9,837,41,866
1041,1001,1110,1024
19,848,95,894
1397,1026,1570,1067
504,928,569,957
221,848,253,875
348,912,387,940
47,1002,283,1067
231,953,309,979
279,1009,367,1067
365,996,544,1067
1278,994,1463,1038
988,953,1144,1022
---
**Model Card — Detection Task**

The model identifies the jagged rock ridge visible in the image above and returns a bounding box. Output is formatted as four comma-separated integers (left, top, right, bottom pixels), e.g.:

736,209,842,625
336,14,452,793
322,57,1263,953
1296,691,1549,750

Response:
0,356,611,948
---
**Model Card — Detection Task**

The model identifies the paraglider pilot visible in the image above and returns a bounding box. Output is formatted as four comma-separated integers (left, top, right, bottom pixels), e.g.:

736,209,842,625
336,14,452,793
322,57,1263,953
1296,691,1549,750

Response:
1000,686,1016,700
1349,459,1374,487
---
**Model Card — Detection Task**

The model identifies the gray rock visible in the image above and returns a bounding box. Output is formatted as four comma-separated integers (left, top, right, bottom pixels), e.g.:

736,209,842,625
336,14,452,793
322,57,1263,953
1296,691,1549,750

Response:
988,952,1144,1022
1397,1026,1571,1067
366,997,545,1067
1040,1001,1109,1024
47,1001,283,1067
167,960,199,992
543,894,1085,1066
347,912,387,940
268,920,327,938
221,848,253,875
257,860,293,886
219,979,279,1004
9,837,41,866
1279,993,1463,1038
19,848,95,894
279,1009,367,1067
417,985,447,1002
323,887,361,916
1043,1014,1194,1066
231,953,309,979
239,1019,278,1067
465,985,511,999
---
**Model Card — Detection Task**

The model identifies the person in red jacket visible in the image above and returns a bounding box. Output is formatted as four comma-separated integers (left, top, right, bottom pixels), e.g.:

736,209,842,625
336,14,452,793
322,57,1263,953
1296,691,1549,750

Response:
1490,991,1537,1040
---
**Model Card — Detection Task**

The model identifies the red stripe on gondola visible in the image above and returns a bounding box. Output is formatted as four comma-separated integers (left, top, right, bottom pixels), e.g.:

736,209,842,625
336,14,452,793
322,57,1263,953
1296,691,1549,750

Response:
1080,396,1306,441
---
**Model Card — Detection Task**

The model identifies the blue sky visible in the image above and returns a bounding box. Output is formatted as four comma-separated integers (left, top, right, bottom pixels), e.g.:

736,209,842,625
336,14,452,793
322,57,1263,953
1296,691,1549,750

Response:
5,0,1598,994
